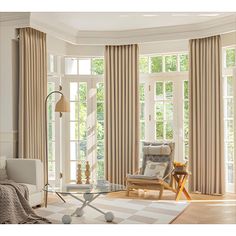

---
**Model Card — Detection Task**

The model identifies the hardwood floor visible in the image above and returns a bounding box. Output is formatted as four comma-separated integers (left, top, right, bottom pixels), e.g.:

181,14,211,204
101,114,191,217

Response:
108,190,236,224
47,190,236,224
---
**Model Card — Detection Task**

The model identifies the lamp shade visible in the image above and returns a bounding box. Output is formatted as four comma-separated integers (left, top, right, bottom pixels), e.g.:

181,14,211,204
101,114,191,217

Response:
55,95,70,112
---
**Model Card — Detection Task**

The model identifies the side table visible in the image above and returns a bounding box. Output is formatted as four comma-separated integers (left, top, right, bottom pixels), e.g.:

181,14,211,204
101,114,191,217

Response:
172,171,191,201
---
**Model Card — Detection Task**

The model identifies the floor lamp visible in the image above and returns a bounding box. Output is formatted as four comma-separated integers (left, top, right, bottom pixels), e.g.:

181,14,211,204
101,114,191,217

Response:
44,86,70,207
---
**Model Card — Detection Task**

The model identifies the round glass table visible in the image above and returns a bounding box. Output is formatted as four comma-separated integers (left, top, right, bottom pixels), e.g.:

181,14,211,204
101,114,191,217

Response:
43,183,126,223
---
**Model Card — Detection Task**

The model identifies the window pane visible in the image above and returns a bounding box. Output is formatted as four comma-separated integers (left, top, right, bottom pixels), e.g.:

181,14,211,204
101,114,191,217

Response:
97,141,104,160
151,56,162,73
139,57,149,73
165,55,177,72
78,59,91,75
79,108,87,140
224,99,233,118
184,101,189,120
97,102,104,120
97,121,104,140
70,83,79,101
226,143,234,162
140,102,145,120
139,84,145,101
165,121,173,140
226,48,235,68
79,83,87,101
179,54,189,71
48,161,55,180
48,141,55,161
70,122,79,140
184,141,189,160
227,76,233,97
226,120,234,141
97,160,105,179
70,102,79,121
65,58,77,75
97,83,104,101
70,142,79,160
227,163,234,183
92,58,104,75
48,122,55,141
184,120,189,140
165,102,173,120
140,121,145,140
184,81,189,99
156,102,164,121
47,102,55,121
156,82,164,99
70,162,77,180
156,122,164,140
165,82,173,99
47,82,55,101
80,141,87,161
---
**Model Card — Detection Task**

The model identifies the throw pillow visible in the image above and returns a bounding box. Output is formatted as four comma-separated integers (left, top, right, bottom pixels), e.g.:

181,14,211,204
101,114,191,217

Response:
0,156,8,181
144,161,167,179
0,169,8,181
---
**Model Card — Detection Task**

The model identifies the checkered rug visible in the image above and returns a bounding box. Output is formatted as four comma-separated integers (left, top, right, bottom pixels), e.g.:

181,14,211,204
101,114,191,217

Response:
35,195,189,224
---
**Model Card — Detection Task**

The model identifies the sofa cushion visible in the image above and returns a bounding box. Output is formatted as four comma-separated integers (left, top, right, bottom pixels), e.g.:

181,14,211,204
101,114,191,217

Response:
19,183,37,194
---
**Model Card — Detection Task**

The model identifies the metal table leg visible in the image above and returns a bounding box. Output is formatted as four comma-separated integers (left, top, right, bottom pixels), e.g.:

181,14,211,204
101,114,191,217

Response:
61,193,114,224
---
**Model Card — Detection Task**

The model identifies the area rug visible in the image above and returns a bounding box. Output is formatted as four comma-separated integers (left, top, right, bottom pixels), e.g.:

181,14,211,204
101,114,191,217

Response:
35,195,189,224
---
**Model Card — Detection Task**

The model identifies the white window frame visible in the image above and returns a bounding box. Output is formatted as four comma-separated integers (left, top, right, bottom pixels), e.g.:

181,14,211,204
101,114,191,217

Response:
222,45,236,193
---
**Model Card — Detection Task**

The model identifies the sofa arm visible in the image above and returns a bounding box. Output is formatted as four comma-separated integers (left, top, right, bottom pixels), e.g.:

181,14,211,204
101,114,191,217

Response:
6,158,43,191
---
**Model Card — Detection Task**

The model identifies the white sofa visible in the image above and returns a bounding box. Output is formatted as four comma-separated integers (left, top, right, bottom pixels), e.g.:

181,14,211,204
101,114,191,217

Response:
6,158,44,207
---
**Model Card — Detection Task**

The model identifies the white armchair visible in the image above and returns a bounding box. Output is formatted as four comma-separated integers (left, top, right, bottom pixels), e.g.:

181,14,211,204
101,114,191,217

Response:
6,158,44,207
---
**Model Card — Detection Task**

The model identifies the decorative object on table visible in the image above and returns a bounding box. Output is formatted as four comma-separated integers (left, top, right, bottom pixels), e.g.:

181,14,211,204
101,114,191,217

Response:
85,161,90,184
173,161,188,173
44,85,70,207
172,161,191,201
76,162,82,184
126,142,176,200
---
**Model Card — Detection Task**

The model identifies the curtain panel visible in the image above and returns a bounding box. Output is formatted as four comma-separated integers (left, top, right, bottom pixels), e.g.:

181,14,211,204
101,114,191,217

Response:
189,35,225,195
105,44,139,185
18,28,47,168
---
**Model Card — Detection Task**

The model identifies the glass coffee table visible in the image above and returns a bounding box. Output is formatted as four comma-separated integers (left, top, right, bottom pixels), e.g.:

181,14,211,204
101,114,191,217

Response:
43,183,125,223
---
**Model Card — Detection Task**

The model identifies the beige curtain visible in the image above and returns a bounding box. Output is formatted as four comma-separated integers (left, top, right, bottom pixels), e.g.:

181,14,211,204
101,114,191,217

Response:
18,28,47,166
105,44,139,185
189,35,225,195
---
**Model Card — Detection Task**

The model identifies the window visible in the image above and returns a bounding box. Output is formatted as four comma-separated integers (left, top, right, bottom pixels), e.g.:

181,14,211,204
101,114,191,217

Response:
47,82,56,180
69,82,88,181
96,82,105,179
223,46,235,193
64,57,104,75
140,52,189,163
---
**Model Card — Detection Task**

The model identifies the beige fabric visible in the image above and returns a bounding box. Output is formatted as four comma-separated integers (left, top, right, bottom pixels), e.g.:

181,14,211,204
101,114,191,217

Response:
144,161,168,178
143,145,171,155
105,44,139,185
189,35,225,195
18,27,47,182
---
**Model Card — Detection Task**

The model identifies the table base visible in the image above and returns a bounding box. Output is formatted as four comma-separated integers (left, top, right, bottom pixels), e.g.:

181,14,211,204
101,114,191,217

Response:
61,193,114,224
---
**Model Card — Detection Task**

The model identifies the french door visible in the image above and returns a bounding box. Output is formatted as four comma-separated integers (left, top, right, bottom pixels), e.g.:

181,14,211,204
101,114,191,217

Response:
62,76,104,184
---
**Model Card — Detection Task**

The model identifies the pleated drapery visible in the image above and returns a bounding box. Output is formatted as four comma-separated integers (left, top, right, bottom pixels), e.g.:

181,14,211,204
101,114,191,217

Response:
105,44,139,185
18,28,47,166
189,35,225,195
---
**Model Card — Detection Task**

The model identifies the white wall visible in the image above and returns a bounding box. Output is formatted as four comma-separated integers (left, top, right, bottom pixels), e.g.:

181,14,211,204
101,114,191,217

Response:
0,24,19,157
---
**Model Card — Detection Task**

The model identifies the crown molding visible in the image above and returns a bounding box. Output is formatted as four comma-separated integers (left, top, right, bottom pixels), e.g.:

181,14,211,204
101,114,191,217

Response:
0,12,30,27
30,13,236,45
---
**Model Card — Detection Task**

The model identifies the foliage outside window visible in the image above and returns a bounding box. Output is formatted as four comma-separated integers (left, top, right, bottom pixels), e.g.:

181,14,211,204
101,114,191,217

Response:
183,80,189,160
151,56,163,73
139,57,149,74
226,48,236,68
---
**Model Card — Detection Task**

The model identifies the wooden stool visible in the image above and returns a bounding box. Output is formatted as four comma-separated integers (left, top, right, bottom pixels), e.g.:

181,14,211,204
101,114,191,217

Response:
172,171,191,201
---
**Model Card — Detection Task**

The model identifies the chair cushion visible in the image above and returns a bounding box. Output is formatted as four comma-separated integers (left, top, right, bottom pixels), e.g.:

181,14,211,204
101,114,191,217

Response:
144,161,167,178
127,174,159,180
143,145,171,155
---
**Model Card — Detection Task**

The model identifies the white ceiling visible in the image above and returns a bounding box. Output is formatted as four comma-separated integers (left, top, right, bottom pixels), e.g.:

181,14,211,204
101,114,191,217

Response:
31,12,234,31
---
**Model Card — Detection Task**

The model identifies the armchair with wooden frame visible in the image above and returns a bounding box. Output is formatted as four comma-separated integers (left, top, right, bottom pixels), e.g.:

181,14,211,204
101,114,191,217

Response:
126,142,176,200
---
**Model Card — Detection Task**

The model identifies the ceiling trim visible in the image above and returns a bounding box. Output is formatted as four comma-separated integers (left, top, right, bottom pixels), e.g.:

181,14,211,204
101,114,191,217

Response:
30,14,236,45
